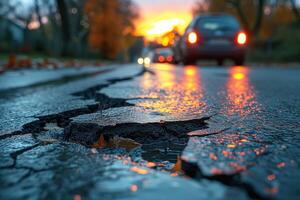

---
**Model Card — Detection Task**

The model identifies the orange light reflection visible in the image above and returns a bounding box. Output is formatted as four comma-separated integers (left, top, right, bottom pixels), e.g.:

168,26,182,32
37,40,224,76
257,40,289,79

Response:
130,185,138,192
138,64,206,117
130,167,149,175
224,66,259,116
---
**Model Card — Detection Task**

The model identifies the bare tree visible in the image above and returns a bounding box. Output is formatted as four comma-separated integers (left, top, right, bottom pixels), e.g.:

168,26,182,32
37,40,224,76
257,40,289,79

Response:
56,0,71,56
227,0,251,32
228,0,265,35
253,0,265,35
34,0,46,37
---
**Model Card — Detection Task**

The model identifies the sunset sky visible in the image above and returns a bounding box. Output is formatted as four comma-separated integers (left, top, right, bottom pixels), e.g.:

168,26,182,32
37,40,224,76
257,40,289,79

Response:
134,0,197,40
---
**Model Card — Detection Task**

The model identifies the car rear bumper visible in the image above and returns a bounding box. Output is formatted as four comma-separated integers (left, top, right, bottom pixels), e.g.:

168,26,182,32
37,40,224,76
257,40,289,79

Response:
184,44,246,59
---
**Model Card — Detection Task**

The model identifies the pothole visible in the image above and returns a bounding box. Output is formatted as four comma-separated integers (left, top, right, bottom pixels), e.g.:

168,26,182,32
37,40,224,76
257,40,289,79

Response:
63,117,209,164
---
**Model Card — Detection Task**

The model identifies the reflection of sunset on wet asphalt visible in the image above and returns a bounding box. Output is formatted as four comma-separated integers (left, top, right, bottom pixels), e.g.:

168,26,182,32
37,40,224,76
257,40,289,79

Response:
137,65,263,176
1,63,300,200
102,63,300,199
1,0,300,199
137,64,205,118
134,64,259,120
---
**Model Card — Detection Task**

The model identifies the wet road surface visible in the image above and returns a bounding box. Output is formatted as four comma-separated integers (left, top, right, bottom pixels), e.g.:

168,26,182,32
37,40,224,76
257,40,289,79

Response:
0,64,300,200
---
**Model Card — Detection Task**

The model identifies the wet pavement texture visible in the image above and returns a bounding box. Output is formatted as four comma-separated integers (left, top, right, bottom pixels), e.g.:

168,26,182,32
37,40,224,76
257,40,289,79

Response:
1,64,300,200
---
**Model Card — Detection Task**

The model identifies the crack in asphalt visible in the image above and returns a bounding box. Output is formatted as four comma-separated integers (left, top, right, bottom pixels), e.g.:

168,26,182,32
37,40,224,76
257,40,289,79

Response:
182,160,269,200
0,66,266,199
0,142,50,170
0,67,150,140
65,118,268,199
2,166,57,187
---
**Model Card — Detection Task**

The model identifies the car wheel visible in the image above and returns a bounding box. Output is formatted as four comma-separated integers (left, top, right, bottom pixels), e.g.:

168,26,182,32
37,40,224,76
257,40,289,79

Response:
217,59,224,66
234,57,245,66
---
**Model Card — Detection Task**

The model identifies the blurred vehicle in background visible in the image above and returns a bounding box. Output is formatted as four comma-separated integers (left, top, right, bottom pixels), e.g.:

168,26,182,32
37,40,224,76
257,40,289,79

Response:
137,56,151,66
137,48,174,65
173,13,248,66
150,48,174,64
137,47,151,66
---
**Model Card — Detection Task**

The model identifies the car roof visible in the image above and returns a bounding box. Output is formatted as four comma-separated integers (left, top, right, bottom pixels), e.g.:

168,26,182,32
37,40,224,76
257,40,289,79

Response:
194,13,236,20
155,48,172,53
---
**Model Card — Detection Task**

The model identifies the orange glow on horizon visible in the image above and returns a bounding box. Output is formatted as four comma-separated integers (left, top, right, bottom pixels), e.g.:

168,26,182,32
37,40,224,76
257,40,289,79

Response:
135,11,192,41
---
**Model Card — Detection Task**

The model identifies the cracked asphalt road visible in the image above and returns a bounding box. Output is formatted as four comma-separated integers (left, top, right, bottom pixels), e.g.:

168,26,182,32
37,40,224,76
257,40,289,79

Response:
0,64,300,200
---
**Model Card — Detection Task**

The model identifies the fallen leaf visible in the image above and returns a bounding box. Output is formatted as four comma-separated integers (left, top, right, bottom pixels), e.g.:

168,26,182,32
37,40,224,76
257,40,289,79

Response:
146,162,156,168
171,156,182,173
92,134,106,148
209,153,218,160
170,172,178,177
131,167,149,175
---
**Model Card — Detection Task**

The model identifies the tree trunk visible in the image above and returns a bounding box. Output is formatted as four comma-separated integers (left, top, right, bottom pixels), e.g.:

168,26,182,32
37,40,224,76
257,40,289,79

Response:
236,2,250,32
56,0,71,57
35,0,46,37
252,0,265,36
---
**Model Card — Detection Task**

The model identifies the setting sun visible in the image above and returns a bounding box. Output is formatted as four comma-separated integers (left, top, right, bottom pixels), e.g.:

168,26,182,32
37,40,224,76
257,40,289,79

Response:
146,18,184,35
134,0,195,41
136,12,192,41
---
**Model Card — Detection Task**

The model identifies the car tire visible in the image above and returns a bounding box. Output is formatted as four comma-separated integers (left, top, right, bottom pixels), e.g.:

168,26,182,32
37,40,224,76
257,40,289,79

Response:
234,57,245,66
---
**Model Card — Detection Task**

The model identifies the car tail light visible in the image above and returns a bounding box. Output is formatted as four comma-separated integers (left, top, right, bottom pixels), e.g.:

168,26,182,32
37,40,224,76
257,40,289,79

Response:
188,31,198,44
158,56,165,62
236,32,247,45
167,56,173,62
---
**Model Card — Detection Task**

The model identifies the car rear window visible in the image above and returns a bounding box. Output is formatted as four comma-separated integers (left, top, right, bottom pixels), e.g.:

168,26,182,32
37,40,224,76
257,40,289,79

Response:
197,16,239,31
156,49,172,56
